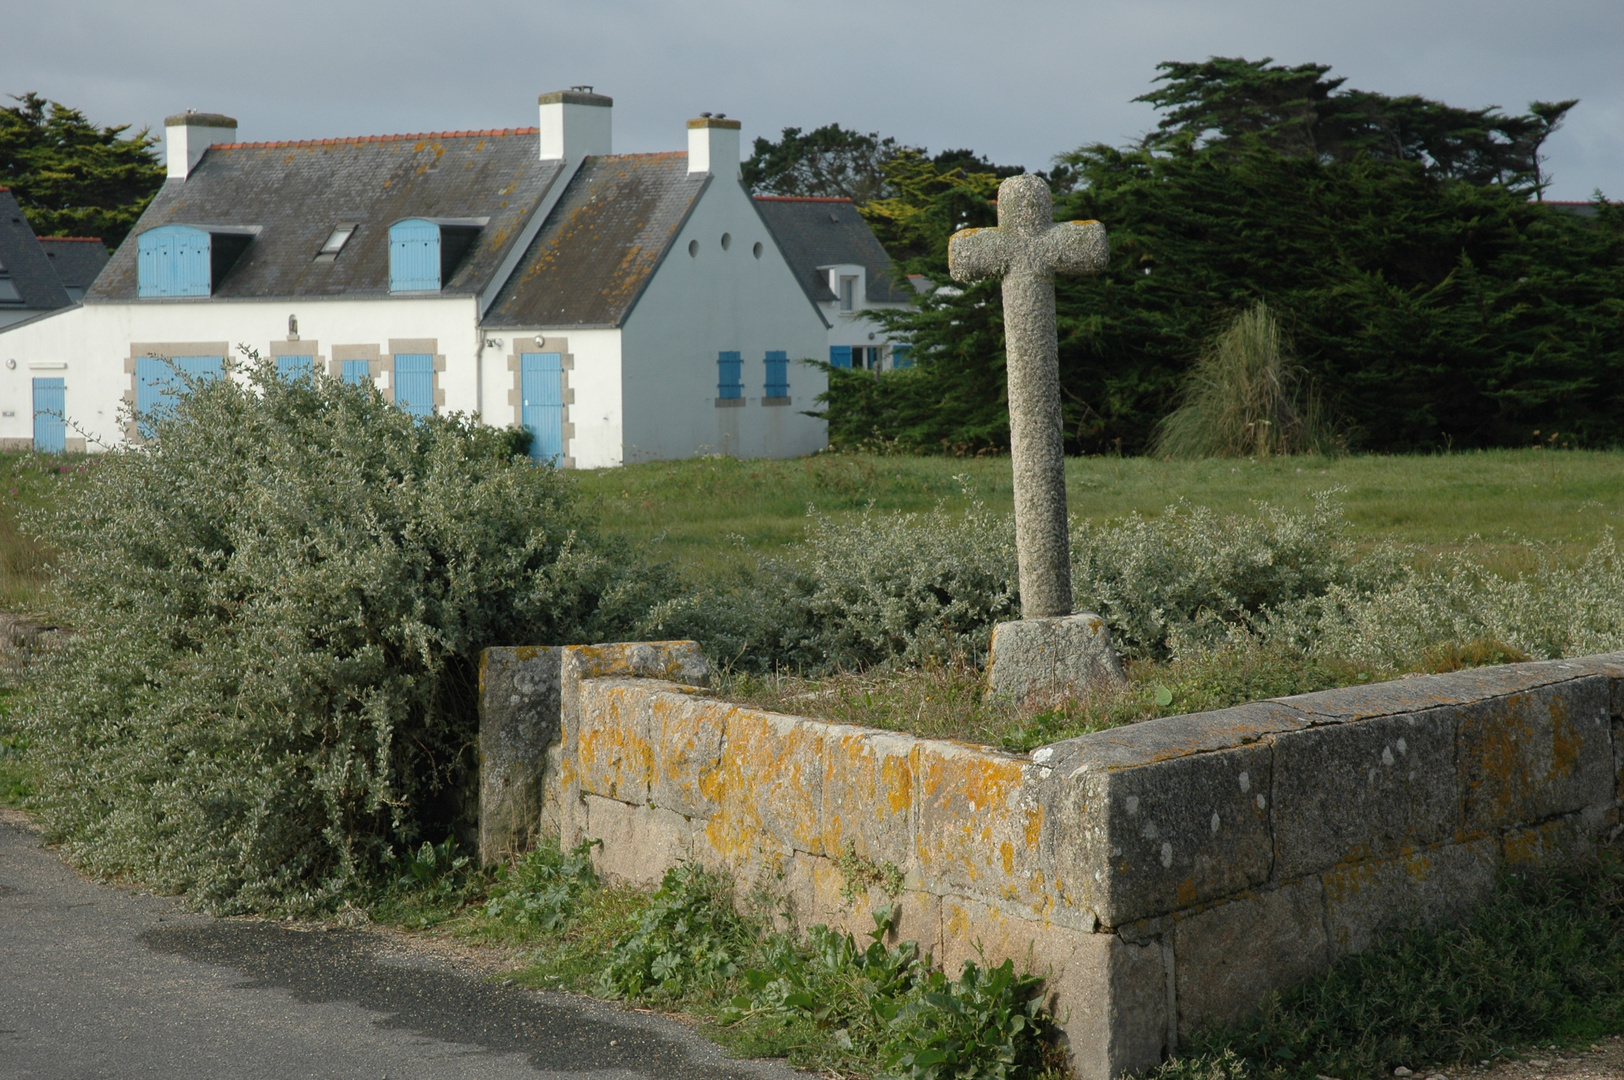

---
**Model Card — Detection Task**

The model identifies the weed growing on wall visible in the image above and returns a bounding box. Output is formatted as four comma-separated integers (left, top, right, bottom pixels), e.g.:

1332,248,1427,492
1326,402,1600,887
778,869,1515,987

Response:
19,352,670,912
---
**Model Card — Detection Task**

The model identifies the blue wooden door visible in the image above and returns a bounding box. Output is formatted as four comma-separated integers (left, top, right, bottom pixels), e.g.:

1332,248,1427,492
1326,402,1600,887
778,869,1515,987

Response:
134,355,222,435
277,355,315,380
32,378,65,454
520,352,564,462
341,359,371,385
393,354,435,417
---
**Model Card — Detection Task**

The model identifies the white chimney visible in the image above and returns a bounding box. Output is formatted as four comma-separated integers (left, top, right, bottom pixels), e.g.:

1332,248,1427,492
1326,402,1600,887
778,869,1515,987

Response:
687,115,740,178
165,111,238,180
538,88,612,161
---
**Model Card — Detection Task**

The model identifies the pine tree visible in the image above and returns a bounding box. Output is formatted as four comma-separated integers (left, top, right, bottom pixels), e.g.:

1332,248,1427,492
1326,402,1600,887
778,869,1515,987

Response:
0,92,165,247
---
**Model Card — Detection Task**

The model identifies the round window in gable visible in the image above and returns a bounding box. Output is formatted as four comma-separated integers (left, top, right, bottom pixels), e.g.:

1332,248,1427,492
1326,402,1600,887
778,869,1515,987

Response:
752,241,763,259
720,232,732,251
688,239,699,258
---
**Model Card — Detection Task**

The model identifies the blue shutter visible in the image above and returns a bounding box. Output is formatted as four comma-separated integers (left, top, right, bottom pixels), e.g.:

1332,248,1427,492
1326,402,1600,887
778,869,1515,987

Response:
32,378,65,454
341,359,372,385
520,352,565,463
764,350,788,398
134,355,222,436
890,344,913,369
829,345,852,370
136,225,211,298
276,355,315,380
390,220,441,292
393,353,435,417
717,351,743,399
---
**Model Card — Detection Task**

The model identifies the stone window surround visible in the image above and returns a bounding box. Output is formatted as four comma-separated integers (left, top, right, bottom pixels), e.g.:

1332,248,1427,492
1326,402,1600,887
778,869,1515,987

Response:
330,343,385,394
268,338,326,375
507,335,575,469
124,340,231,442
387,338,447,410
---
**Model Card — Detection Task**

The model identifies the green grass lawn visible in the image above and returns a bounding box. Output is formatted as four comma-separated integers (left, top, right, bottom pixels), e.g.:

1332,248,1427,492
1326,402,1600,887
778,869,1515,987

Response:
1,452,88,614
575,448,1624,579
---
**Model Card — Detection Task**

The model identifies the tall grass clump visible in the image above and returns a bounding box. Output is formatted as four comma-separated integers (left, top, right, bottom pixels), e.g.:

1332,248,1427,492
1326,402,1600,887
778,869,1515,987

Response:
1154,302,1337,459
19,351,669,912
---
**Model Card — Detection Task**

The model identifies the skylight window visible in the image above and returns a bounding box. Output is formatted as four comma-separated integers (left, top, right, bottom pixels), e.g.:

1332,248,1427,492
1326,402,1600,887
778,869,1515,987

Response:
317,224,356,258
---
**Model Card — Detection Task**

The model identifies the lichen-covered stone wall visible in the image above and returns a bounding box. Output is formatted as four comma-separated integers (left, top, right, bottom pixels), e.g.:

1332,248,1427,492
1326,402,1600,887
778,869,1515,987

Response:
480,643,1624,1080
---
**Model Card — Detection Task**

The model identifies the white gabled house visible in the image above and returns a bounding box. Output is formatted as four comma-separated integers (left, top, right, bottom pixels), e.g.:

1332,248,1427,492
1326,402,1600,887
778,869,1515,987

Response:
752,196,920,372
0,90,894,466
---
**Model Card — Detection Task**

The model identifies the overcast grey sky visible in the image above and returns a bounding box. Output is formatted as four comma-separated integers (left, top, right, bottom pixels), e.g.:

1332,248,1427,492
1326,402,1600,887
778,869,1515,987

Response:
7,0,1620,201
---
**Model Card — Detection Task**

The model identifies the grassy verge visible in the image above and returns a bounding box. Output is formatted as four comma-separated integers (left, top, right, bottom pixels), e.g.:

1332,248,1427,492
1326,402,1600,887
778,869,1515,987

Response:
1152,849,1624,1079
573,449,1624,580
0,688,35,807
716,638,1529,752
361,839,1624,1080
366,841,1059,1079
1,450,93,614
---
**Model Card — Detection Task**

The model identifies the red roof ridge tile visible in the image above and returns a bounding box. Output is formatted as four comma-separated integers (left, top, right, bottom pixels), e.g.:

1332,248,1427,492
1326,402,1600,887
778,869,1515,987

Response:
753,195,854,203
40,235,105,243
214,127,541,150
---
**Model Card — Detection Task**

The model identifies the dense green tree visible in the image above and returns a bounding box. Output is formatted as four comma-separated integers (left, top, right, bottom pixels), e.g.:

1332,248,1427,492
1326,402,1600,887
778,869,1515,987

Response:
0,92,164,247
1136,57,1575,194
830,60,1622,455
743,124,907,203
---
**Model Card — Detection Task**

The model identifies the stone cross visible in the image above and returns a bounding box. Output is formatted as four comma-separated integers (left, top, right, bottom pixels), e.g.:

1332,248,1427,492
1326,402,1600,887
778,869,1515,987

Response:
949,174,1108,619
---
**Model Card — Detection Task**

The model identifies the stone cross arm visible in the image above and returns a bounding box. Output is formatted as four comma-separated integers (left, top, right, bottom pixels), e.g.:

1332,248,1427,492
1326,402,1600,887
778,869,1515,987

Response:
947,178,1108,284
948,219,1108,282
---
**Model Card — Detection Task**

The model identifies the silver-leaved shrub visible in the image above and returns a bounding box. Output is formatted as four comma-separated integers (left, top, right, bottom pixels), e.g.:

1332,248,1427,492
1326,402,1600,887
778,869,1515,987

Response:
22,352,670,912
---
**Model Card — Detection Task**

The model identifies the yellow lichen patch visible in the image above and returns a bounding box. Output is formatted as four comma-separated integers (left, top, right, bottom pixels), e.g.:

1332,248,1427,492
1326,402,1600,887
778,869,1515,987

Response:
1322,858,1381,902
1402,850,1435,883
1548,696,1580,781
1177,877,1199,907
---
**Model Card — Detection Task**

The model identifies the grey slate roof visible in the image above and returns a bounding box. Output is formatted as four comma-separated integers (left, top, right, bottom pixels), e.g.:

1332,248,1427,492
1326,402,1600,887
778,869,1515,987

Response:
86,129,564,302
483,153,707,329
0,189,71,310
752,196,912,307
37,237,110,295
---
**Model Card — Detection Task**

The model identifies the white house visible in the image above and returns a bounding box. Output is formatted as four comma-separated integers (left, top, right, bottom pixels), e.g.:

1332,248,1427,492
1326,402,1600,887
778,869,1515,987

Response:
0,90,851,466
752,196,919,372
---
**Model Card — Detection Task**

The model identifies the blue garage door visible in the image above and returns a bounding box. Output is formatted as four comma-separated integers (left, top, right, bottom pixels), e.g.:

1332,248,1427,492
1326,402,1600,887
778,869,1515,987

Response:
32,378,65,454
393,353,435,417
135,355,223,436
520,352,564,462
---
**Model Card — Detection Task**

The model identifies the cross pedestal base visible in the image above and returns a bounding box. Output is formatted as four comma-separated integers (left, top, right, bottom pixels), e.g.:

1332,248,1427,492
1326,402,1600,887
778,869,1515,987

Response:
986,613,1127,703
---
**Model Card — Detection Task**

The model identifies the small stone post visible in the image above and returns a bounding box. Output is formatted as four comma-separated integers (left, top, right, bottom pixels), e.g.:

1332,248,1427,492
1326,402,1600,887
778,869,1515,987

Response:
949,174,1126,699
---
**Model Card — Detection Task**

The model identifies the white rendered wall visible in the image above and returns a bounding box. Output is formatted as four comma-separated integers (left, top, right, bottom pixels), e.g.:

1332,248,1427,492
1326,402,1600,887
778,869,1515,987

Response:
619,180,828,462
0,295,478,450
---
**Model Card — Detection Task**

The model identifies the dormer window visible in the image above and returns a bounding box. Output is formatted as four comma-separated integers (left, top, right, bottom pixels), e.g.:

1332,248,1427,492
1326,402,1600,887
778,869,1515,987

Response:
316,223,356,260
389,218,483,293
136,224,254,298
839,275,857,311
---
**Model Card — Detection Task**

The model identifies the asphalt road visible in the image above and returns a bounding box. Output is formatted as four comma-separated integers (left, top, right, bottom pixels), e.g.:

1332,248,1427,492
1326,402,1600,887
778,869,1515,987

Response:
0,813,802,1080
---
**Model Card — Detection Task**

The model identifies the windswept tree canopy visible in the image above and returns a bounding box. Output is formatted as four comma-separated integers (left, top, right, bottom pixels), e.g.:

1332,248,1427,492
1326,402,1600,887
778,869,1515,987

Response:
1137,57,1576,194
0,92,165,247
